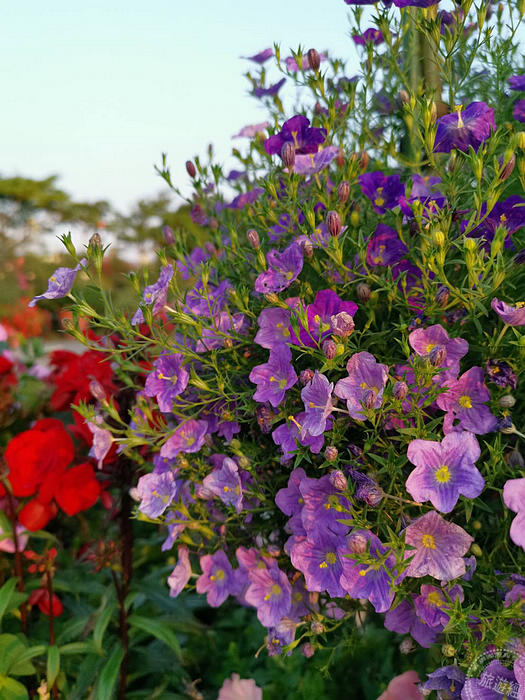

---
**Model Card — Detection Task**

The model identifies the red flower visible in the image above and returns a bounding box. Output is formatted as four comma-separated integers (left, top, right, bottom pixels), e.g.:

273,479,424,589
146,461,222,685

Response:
19,500,57,531
54,463,101,516
49,349,116,411
28,588,63,617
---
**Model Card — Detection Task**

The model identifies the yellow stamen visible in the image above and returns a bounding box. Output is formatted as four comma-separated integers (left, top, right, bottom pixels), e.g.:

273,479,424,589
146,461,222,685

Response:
435,465,451,483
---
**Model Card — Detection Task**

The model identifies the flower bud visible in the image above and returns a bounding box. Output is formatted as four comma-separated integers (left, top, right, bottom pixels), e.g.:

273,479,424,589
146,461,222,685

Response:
281,141,296,169
310,620,325,635
471,543,482,557
347,532,367,553
255,405,275,434
356,282,371,303
264,292,279,304
185,160,196,178
499,394,516,409
89,380,106,401
162,225,175,245
497,416,514,433
303,241,314,258
398,89,410,105
429,346,446,367
300,369,315,385
336,148,345,168
322,339,337,360
362,389,376,410
464,237,477,252
89,232,102,249
399,638,415,655
348,444,363,457
324,445,338,462
393,381,408,401
326,210,342,237
432,230,445,247
337,181,350,204
506,449,524,469
301,643,315,658
247,229,260,249
329,470,347,491
441,644,455,658
330,311,355,337
516,131,525,150
435,285,450,307
498,153,516,181
307,48,321,72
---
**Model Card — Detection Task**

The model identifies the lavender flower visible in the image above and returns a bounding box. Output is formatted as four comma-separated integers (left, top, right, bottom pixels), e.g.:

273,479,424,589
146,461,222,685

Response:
131,264,173,325
437,366,497,434
253,78,286,98
196,550,240,607
87,418,113,469
243,47,273,63
202,457,244,513
29,258,87,307
244,560,292,627
284,52,327,71
491,298,525,326
264,115,327,156
353,28,384,45
406,432,484,513
292,289,357,348
136,471,180,519
254,307,292,349
301,371,334,436
359,172,404,215
421,665,465,699
160,420,208,459
409,324,468,383
300,474,352,539
403,510,473,581
433,102,495,153
249,345,298,408
503,478,525,550
384,598,442,648
290,531,347,597
462,660,518,699
366,224,408,266
233,121,270,138
414,584,463,628
255,243,303,294
293,146,340,175
463,196,525,249
167,545,191,598
334,351,389,420
144,353,189,412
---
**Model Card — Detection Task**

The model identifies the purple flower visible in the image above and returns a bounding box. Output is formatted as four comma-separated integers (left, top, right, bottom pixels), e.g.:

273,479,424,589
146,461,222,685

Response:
353,28,384,45
293,146,340,175
244,560,292,627
264,115,327,156
414,584,464,628
463,196,525,249
509,75,525,91
202,457,243,513
275,468,307,519
348,470,383,507
300,474,352,539
254,307,292,349
195,311,248,352
491,298,525,326
503,478,525,550
266,618,296,657
358,172,404,215
272,413,328,465
421,665,465,698
334,351,389,421
131,264,173,325
403,510,473,581
290,531,347,597
226,187,264,210
144,353,189,412
136,471,179,519
243,47,273,64
338,530,398,613
284,53,327,71
249,345,298,408
409,324,468,383
485,359,518,389
167,545,191,598
384,598,441,648
87,419,113,470
301,372,333,436
406,432,484,513
29,258,87,307
233,121,270,139
366,224,408,267
253,78,286,98
175,247,209,280
292,289,358,348
437,366,497,435
462,660,518,699
393,0,439,6
255,243,303,294
185,279,232,317
433,102,495,153
196,550,240,607
400,174,446,218
514,100,525,122
160,420,208,459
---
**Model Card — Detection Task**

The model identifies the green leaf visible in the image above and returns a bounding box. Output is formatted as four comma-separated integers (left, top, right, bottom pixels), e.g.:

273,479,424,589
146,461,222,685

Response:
46,645,60,688
93,601,115,654
0,635,35,676
95,645,124,700
0,675,29,700
0,579,17,627
59,642,94,655
128,614,181,660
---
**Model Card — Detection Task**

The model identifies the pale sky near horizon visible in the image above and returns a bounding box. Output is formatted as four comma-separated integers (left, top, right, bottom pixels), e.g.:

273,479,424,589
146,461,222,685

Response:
3,1,361,215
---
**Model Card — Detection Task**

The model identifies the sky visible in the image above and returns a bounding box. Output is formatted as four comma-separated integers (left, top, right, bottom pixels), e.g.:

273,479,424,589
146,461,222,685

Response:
3,1,361,215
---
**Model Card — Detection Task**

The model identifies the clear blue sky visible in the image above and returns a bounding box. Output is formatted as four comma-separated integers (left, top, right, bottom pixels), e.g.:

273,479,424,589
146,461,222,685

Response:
3,0,360,213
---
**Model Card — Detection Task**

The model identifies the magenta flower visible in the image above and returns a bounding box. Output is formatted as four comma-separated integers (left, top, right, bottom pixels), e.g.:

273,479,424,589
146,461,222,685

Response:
338,530,398,613
437,366,497,435
160,420,208,459
284,53,327,71
144,353,189,412
218,674,262,700
131,264,173,325
409,324,468,383
254,242,303,294
202,457,243,513
264,115,327,156
301,371,334,436
136,471,180,519
366,224,408,267
433,102,495,153
249,345,298,408
353,28,384,45
232,121,270,139
292,289,357,348
196,550,240,607
29,258,87,307
503,478,525,550
243,47,273,64
290,531,347,597
491,298,525,326
334,351,389,421
253,78,286,98
358,172,404,215
254,307,292,349
293,146,340,175
403,510,473,581
244,560,292,627
406,432,484,513
167,545,191,598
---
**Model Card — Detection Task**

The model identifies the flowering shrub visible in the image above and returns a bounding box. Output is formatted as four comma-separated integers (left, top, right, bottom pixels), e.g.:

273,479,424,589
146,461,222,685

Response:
31,0,525,697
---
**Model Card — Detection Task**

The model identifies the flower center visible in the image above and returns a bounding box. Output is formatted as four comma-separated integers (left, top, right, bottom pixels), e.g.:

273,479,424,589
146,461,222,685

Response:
210,568,225,581
427,592,444,607
435,465,451,483
264,583,282,600
319,551,337,568
421,534,436,549
459,395,472,408
426,343,436,353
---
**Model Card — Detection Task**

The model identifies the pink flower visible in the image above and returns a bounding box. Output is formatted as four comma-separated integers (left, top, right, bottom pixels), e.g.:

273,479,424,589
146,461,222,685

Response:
217,673,262,700
503,478,525,550
376,670,423,699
